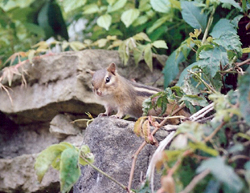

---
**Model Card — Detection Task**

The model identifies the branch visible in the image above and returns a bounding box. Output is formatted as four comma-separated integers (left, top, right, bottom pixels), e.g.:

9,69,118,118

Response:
180,169,210,193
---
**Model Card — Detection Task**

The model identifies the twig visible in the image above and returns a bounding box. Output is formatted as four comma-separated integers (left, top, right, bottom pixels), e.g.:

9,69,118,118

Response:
190,103,214,121
80,155,129,192
204,122,225,142
146,131,176,193
201,6,215,45
128,141,147,191
180,169,210,193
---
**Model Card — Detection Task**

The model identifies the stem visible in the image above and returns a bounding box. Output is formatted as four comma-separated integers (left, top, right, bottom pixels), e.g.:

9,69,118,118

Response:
201,6,216,45
180,169,210,193
204,122,225,142
80,155,129,191
128,142,147,191
189,70,217,93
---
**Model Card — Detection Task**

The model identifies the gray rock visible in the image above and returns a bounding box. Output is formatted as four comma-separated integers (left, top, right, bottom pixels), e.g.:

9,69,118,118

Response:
50,114,81,139
74,117,160,193
0,154,59,193
0,50,164,124
0,50,167,193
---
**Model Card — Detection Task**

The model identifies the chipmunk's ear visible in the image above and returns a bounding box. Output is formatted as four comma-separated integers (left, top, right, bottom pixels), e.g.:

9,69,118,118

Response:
86,69,95,76
107,63,116,75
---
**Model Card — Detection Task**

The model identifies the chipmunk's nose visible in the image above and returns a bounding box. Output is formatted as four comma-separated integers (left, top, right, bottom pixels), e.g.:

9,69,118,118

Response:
96,89,102,96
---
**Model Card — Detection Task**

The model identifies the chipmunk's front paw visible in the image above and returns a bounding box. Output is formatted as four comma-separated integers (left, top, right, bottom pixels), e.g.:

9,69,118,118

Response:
110,114,122,119
98,113,108,117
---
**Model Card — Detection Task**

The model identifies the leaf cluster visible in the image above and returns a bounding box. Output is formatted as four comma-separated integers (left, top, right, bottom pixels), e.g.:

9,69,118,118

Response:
34,142,94,193
138,0,250,192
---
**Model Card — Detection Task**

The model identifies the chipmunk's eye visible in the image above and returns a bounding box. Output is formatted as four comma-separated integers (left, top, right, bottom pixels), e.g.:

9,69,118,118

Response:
105,76,110,83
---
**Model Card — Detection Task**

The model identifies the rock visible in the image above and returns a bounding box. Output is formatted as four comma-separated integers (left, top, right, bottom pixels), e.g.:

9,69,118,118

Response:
0,50,165,124
0,154,60,193
74,117,161,193
0,50,167,193
0,112,59,159
50,114,81,139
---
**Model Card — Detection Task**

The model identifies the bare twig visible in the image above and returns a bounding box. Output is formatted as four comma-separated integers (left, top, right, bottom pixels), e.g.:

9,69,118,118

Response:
204,122,225,142
128,141,147,191
180,169,210,193
190,103,214,121
146,131,176,193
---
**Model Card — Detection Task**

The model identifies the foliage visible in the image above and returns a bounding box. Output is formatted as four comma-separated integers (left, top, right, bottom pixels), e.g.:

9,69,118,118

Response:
137,0,250,192
2,0,250,192
34,142,94,193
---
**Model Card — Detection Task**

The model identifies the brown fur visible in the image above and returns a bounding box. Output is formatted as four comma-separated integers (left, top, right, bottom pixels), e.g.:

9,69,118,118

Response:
89,63,190,121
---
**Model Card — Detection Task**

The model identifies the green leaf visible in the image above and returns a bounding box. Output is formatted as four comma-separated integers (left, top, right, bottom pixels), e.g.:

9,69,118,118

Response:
169,0,181,9
133,44,144,66
24,23,45,37
133,15,148,26
199,46,228,77
181,1,208,31
147,15,170,34
121,8,140,28
197,157,243,192
189,142,218,156
97,14,112,30
34,143,69,182
150,0,171,13
144,44,153,71
152,40,168,49
107,0,127,12
133,32,151,42
62,0,86,13
69,41,86,51
213,32,242,53
83,4,99,14
79,145,94,166
219,0,242,10
60,147,81,193
163,50,183,88
238,66,250,126
181,95,208,107
210,19,236,38
178,122,204,141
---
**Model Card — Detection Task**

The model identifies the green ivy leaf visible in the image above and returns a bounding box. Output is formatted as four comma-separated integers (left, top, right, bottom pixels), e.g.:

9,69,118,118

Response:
107,0,127,12
97,14,112,30
62,0,86,13
150,0,171,13
144,44,153,71
238,66,250,126
121,8,140,28
34,143,70,182
60,147,81,193
83,4,99,14
147,15,170,34
197,157,243,192
152,40,168,49
181,1,207,31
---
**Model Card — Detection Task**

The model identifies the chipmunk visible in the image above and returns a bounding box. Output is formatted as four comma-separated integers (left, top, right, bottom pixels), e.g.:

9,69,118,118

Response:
87,63,189,121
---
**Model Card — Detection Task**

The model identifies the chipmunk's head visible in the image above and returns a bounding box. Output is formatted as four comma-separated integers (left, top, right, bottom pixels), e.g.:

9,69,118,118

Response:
87,63,118,97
